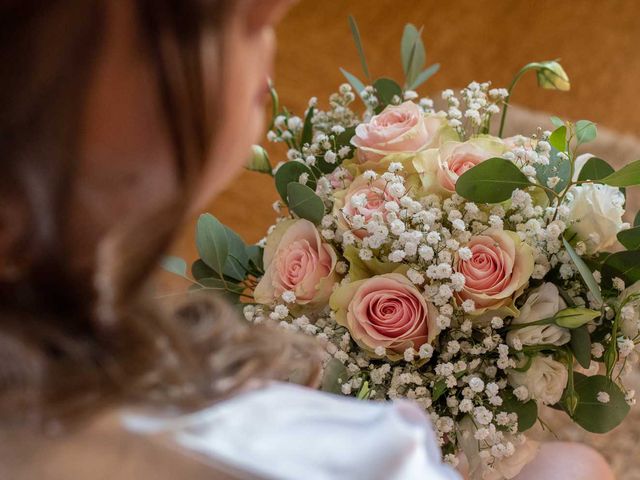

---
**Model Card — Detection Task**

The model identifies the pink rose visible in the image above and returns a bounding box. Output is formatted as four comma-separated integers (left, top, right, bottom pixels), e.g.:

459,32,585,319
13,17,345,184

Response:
332,176,400,239
455,230,534,316
351,101,444,163
254,219,338,307
413,138,506,194
330,273,439,359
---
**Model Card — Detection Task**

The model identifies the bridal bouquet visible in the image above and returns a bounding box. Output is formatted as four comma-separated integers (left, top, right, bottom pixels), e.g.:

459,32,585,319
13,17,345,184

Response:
165,20,640,480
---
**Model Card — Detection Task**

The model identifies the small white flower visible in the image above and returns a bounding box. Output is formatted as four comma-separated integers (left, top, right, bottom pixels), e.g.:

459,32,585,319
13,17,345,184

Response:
597,391,610,404
491,317,504,329
281,291,296,303
461,299,475,312
469,377,485,393
324,150,337,164
591,343,604,358
613,277,626,291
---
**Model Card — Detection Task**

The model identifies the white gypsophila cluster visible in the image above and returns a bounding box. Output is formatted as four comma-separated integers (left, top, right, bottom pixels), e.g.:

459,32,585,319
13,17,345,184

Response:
442,82,508,138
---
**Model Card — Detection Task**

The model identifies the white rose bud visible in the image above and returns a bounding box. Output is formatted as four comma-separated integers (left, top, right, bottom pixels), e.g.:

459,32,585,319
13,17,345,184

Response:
565,183,625,254
247,145,272,174
534,60,570,91
507,283,571,347
508,355,568,405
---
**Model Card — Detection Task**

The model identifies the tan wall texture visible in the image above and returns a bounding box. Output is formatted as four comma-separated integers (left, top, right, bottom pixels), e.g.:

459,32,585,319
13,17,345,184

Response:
172,0,640,259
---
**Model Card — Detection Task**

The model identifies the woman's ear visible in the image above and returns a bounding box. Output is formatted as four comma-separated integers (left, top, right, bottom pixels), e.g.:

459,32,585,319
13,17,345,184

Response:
243,0,297,32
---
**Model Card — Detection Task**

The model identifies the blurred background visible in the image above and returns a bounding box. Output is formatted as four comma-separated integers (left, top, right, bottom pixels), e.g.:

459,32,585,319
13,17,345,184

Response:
172,0,640,261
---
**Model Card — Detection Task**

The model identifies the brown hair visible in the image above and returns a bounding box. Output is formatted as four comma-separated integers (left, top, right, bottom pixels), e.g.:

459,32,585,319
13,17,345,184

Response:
0,0,321,428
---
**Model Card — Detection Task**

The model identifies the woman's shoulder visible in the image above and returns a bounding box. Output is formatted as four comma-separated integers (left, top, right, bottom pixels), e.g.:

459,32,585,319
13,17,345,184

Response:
124,383,461,480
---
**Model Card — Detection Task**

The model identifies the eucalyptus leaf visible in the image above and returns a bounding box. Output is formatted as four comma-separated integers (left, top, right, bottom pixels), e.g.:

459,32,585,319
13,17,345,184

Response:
373,77,403,108
408,63,440,91
535,146,570,197
600,160,640,187
570,325,592,369
618,226,640,250
192,259,215,281
577,157,614,182
549,125,567,152
400,23,425,86
562,237,603,304
198,277,245,302
195,214,228,276
246,245,264,274
275,161,316,203
550,116,564,128
301,106,315,146
321,358,348,394
161,255,187,277
222,225,249,282
339,68,366,97
348,15,370,81
575,120,597,145
553,307,601,329
501,391,538,432
601,250,640,289
635,211,640,227
455,157,532,203
570,374,630,434
287,182,325,224
431,379,447,402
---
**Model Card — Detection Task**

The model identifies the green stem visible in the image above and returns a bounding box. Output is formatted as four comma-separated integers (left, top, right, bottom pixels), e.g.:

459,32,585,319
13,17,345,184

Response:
497,63,541,138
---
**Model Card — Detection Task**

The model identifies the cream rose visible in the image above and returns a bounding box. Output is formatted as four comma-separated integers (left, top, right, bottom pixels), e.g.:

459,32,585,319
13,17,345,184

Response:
351,101,447,163
564,183,625,254
332,175,400,238
254,219,338,307
508,355,568,405
455,230,535,316
413,136,506,194
329,273,439,359
507,283,571,348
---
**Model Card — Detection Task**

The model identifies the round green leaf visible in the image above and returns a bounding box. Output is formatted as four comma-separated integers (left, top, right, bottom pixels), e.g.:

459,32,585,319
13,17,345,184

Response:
275,161,316,203
161,255,187,277
195,214,228,275
502,391,538,432
535,147,571,197
287,182,325,224
570,325,592,369
455,157,532,203
373,77,403,108
549,125,567,152
192,259,215,281
600,160,640,187
618,226,640,250
571,374,630,434
222,225,249,281
577,157,614,182
575,120,597,145
601,250,640,289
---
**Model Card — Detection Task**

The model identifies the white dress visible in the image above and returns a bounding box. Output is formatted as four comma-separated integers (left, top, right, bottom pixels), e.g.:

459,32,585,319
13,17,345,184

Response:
123,383,461,480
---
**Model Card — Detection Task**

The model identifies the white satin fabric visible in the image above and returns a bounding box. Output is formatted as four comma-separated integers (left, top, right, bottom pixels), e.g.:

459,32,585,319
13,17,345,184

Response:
123,383,460,480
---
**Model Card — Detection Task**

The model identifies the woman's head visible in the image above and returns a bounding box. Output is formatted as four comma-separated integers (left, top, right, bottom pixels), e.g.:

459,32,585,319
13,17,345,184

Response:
0,0,321,427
